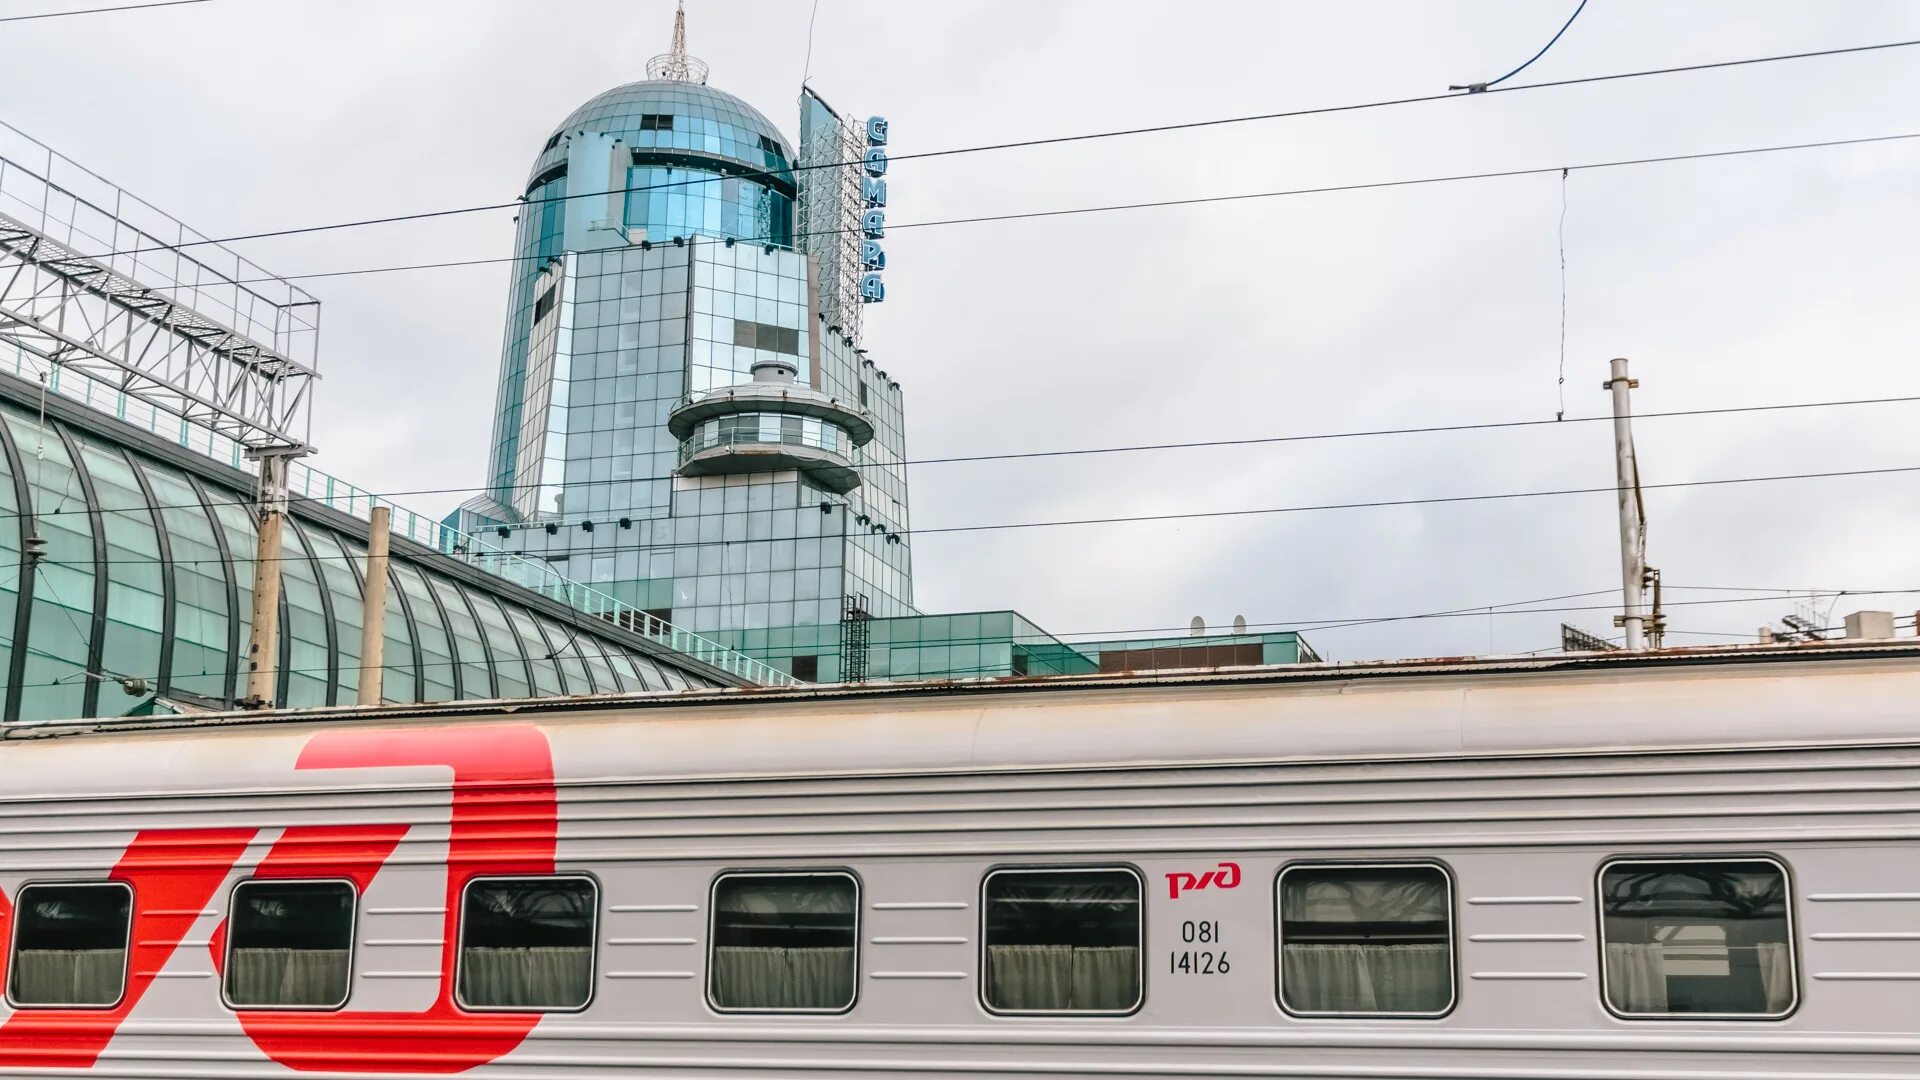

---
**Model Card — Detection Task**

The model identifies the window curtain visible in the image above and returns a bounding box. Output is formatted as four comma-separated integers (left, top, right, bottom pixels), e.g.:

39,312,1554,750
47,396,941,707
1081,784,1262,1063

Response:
986,944,1138,1011
710,876,856,1010
1605,942,1668,1012
1756,942,1793,1013
11,949,126,1006
459,946,592,1008
227,948,350,1007
711,946,855,1009
1604,941,1794,1014
1281,942,1449,1013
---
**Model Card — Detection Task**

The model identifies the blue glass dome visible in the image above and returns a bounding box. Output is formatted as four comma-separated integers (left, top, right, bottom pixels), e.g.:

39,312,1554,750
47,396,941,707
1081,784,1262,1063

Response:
527,80,796,189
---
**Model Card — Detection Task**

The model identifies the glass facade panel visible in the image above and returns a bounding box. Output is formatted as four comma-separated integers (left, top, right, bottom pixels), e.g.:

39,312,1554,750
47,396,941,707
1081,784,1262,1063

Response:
625,165,792,248
470,592,532,699
139,463,231,701
536,617,593,692
298,526,365,706
0,412,20,714
505,602,565,696
604,648,647,691
205,496,259,702
430,578,495,700
377,567,418,703
71,439,165,712
391,563,457,702
680,413,848,464
575,636,620,694
4,409,96,722
277,523,330,709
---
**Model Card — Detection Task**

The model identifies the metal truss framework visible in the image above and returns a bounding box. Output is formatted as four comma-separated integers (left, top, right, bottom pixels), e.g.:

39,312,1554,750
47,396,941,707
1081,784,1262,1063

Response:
0,123,318,451
796,96,867,349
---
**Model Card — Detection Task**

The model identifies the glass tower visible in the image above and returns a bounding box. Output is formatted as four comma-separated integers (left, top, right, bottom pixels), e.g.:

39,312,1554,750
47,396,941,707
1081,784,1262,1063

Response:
450,14,915,680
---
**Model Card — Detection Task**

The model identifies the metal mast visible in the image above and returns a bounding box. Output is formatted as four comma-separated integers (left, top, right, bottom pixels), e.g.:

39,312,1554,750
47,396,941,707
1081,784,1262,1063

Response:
646,1,710,84
1607,357,1647,650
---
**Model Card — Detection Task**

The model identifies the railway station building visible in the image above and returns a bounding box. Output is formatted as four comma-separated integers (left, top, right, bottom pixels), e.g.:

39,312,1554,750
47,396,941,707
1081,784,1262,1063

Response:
441,12,1317,684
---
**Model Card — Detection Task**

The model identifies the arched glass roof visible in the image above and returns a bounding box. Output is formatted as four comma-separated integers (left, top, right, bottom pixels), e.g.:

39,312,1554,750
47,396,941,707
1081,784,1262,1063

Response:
0,385,726,722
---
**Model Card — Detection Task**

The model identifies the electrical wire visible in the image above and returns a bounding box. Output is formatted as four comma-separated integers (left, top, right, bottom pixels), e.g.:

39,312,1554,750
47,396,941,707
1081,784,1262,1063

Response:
0,0,209,23
1452,0,1591,92
4,389,1915,526
26,460,1920,564
12,588,1909,695
64,37,1920,264
1556,167,1570,420
110,129,1920,291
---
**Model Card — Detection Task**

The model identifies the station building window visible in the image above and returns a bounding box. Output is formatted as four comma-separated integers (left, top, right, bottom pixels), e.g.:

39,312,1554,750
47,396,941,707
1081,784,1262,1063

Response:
981,867,1142,1014
709,871,858,1012
224,879,356,1009
1599,857,1795,1017
1277,863,1454,1016
7,882,132,1008
456,876,598,1011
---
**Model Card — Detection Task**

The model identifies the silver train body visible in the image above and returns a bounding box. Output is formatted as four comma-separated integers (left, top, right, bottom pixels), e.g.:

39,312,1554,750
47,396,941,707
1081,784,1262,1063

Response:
2,642,1919,1078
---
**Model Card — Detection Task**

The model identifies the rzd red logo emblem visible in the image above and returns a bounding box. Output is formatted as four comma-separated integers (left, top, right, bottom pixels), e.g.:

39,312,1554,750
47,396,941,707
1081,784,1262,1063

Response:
0,723,558,1073
1166,861,1241,899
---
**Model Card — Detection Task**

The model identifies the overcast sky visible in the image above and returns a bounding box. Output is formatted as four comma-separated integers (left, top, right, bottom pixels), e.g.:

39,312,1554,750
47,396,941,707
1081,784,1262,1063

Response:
6,0,1918,660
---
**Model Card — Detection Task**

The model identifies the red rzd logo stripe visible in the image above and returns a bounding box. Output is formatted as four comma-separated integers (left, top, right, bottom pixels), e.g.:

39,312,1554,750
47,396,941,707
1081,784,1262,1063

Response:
0,723,559,1074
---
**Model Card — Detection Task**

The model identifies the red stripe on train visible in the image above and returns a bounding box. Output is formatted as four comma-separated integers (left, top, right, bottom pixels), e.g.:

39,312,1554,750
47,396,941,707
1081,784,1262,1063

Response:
0,723,559,1074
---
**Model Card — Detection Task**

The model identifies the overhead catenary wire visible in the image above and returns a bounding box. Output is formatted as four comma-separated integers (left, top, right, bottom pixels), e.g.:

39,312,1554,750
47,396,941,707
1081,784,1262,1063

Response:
27,460,1920,564
113,128,1920,291
62,37,1920,264
4,390,1916,527
12,588,1915,696
0,0,210,23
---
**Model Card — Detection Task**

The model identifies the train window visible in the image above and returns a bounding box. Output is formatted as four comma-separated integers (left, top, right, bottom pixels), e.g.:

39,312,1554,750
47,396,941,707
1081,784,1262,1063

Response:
6,881,133,1008
1277,863,1454,1017
709,871,858,1012
224,879,356,1009
1599,857,1795,1018
455,876,598,1011
982,867,1142,1014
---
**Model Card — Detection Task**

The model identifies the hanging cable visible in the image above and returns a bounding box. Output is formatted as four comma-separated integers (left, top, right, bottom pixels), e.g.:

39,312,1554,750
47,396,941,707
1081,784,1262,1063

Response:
0,0,210,23
1556,167,1570,420
94,128,1920,294
1452,0,1591,92
59,36,1920,265
3,390,1919,527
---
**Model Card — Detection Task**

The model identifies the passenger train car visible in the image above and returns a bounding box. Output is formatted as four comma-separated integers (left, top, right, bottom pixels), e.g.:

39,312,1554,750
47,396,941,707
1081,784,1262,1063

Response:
2,641,1919,1077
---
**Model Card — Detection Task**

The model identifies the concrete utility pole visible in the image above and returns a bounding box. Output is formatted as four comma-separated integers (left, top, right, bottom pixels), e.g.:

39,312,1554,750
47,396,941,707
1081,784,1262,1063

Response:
357,505,392,706
1606,358,1646,651
242,445,303,708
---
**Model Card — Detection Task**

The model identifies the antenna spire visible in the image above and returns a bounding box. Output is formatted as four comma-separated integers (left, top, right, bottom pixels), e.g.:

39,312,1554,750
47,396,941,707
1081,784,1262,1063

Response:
647,1,710,84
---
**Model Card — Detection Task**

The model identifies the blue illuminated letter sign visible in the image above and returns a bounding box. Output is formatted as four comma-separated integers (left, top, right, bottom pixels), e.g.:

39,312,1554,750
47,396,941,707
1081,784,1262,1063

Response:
859,116,889,303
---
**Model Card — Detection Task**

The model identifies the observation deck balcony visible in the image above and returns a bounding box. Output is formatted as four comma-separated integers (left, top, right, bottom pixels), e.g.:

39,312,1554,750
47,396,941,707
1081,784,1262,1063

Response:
668,357,872,493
